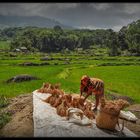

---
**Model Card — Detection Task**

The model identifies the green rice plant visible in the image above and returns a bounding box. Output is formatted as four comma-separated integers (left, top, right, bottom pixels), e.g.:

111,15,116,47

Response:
0,112,11,129
0,41,10,50
0,52,140,103
57,68,70,79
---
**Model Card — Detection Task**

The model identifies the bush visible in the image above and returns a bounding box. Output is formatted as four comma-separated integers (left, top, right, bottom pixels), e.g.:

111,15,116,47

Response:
121,50,131,56
0,95,9,108
0,112,11,129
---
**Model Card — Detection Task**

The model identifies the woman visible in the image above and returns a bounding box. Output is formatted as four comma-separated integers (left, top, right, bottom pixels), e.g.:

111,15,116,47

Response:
80,75,104,111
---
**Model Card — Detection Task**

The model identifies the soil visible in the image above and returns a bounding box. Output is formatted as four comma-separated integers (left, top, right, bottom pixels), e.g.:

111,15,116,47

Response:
0,93,140,137
0,94,33,137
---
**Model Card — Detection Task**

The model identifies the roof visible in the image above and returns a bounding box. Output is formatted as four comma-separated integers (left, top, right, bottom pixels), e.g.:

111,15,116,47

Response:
20,47,27,50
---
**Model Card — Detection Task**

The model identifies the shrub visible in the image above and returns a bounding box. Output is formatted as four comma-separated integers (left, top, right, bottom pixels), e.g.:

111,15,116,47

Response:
0,112,11,129
0,95,9,108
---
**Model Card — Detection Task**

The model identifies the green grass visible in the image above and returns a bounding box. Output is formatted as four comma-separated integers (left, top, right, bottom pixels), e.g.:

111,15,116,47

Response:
0,52,140,103
0,95,9,108
0,65,64,97
0,95,11,129
57,68,71,79
0,41,10,50
0,112,11,129
68,65,140,102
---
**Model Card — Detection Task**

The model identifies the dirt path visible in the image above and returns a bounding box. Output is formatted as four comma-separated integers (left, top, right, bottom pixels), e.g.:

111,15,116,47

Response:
0,93,140,137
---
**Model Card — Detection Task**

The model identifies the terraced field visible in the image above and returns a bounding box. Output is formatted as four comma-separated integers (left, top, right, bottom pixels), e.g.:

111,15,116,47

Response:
0,52,140,103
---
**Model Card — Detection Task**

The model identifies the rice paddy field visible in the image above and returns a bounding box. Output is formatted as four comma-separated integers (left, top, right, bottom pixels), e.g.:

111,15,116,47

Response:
0,51,140,103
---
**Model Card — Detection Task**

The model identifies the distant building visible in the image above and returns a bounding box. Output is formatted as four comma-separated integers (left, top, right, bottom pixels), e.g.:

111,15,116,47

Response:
13,47,28,53
78,48,83,51
15,48,21,52
20,47,28,52
77,48,83,51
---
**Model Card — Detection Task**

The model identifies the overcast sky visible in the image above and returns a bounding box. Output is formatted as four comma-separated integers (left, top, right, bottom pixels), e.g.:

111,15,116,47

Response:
0,3,140,31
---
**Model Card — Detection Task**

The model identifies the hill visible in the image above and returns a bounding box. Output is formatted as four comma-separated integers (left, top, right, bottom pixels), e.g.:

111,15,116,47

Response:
0,15,74,29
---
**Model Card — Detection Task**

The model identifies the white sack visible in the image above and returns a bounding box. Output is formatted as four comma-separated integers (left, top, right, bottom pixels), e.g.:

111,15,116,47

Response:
119,110,138,122
67,107,93,125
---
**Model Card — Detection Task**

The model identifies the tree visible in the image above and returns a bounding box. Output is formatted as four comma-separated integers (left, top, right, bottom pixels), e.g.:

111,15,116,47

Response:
126,20,140,55
79,34,93,50
53,25,63,33
118,26,128,51
106,29,120,56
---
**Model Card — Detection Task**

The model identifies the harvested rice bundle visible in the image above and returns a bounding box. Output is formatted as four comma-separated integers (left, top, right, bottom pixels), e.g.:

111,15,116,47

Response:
48,90,61,106
42,82,50,88
52,89,64,96
37,88,44,93
62,94,72,108
100,98,129,115
54,83,61,89
83,101,95,120
38,82,64,94
77,98,85,111
100,97,106,108
56,100,68,117
38,82,51,93
49,83,61,90
51,89,62,96
84,110,95,120
50,84,55,90
104,105,120,115
44,95,52,103
43,89,60,105
52,96,62,108
49,96,56,106
84,101,92,110
71,97,86,111
72,97,85,109
114,99,129,110
43,95,56,106
101,100,120,115
71,97,79,108
44,88,53,94
37,86,53,94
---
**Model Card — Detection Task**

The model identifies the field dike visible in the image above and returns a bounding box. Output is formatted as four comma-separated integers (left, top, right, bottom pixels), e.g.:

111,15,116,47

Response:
57,68,71,79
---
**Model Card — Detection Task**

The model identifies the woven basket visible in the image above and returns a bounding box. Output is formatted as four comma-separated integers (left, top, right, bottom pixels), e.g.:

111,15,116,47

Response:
96,108,119,130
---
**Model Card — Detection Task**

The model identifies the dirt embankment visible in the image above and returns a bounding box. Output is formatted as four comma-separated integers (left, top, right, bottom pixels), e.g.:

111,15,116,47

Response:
0,94,33,137
0,93,140,137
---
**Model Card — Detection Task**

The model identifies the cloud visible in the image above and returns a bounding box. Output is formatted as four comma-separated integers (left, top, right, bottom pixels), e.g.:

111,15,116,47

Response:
90,3,111,10
112,25,123,32
0,3,140,31
53,3,78,9
123,3,140,14
76,25,100,30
